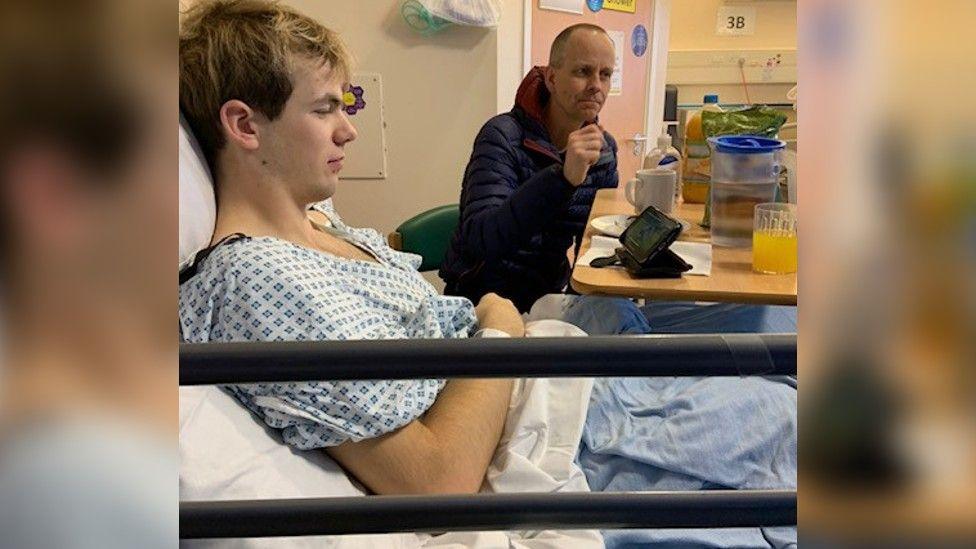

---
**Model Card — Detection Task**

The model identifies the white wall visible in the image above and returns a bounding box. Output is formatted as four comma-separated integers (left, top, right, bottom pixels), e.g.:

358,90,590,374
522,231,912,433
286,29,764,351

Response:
669,0,797,51
668,0,797,107
496,0,526,114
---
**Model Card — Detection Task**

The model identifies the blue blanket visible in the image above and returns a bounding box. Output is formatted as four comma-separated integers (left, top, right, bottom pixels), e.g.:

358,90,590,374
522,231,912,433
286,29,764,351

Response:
553,296,798,548
580,376,797,548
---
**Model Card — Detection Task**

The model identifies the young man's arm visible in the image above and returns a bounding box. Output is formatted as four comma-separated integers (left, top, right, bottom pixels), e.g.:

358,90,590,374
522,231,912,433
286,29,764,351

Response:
327,378,513,494
326,293,523,495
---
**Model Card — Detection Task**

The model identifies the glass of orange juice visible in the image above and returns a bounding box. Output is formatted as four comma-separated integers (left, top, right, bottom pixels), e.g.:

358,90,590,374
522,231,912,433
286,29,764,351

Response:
752,203,797,274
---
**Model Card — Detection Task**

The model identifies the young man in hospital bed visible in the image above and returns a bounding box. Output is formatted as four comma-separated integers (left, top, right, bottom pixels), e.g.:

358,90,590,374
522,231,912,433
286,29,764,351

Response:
179,2,601,547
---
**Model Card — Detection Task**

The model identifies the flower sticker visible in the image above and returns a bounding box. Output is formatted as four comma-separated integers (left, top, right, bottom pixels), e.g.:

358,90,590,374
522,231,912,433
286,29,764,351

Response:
343,85,365,115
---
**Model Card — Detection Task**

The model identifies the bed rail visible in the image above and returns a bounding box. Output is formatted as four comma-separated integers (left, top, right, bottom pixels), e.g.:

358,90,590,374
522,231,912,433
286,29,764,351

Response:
180,333,796,385
181,490,797,539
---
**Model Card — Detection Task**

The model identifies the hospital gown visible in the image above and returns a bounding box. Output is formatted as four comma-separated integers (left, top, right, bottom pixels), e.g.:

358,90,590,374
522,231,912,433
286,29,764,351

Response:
179,202,478,449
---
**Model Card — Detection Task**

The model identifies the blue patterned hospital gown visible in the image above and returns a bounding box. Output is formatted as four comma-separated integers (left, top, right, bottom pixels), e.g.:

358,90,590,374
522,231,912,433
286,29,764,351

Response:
179,201,478,449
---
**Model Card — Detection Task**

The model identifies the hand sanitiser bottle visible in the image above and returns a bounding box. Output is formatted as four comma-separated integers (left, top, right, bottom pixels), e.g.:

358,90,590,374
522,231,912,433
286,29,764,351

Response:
642,129,684,204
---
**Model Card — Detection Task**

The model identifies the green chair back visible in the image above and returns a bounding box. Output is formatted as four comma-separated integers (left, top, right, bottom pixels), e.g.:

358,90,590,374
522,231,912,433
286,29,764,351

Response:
389,204,459,272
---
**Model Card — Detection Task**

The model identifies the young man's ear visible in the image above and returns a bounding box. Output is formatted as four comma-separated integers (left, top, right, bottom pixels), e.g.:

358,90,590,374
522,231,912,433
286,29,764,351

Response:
218,100,260,151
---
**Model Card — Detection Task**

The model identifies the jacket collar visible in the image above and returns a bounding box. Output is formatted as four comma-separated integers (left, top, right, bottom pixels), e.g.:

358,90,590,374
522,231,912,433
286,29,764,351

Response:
514,66,550,130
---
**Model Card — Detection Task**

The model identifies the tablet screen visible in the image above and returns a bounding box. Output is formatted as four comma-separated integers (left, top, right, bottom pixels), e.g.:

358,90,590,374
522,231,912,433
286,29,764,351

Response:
621,207,680,263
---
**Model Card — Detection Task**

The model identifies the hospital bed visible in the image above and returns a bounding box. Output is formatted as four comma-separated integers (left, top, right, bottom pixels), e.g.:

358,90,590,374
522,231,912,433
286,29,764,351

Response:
180,335,796,540
179,118,796,545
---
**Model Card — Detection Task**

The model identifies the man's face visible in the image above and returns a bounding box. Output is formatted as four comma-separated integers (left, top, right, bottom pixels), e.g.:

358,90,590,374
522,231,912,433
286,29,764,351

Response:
257,58,357,205
545,31,615,125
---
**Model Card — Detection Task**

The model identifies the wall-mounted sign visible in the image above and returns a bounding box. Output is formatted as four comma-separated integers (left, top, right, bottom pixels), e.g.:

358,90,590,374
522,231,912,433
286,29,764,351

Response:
716,6,757,36
539,0,583,15
631,24,648,57
603,0,636,14
608,30,624,95
339,73,387,180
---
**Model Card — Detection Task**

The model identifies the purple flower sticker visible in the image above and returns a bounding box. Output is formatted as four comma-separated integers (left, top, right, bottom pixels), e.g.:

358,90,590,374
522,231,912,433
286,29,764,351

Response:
343,85,365,115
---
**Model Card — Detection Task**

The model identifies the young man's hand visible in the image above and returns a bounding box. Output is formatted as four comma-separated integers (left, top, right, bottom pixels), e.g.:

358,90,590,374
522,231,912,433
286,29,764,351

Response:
474,293,524,337
562,124,605,187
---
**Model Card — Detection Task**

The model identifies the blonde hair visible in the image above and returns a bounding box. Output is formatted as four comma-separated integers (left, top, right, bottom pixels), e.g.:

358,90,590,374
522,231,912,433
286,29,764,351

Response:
179,0,352,171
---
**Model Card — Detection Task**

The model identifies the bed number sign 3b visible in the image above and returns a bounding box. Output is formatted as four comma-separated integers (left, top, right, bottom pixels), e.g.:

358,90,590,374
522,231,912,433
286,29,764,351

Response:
716,6,756,36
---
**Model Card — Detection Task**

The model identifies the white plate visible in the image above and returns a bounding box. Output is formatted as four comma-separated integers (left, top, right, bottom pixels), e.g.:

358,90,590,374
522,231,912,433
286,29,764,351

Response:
591,214,694,237
590,214,633,237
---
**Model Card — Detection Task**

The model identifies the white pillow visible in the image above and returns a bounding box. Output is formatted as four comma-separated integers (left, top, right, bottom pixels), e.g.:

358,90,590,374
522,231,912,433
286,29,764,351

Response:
179,115,216,270
179,387,419,548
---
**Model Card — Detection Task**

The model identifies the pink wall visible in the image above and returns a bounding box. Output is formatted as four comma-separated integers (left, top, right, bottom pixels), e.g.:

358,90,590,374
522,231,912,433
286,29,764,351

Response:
530,1,655,182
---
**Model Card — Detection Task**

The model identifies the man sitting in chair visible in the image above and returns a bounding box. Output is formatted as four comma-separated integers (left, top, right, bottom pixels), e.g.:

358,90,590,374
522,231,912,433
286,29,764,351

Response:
440,23,797,334
179,0,522,495
440,24,619,312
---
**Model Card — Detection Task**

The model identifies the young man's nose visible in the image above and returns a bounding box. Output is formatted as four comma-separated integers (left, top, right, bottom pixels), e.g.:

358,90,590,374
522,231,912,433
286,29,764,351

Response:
335,112,358,145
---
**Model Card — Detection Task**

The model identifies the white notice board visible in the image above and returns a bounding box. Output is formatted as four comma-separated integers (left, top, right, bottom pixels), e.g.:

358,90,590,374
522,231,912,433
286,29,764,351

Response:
340,72,387,180
539,0,583,15
608,31,624,96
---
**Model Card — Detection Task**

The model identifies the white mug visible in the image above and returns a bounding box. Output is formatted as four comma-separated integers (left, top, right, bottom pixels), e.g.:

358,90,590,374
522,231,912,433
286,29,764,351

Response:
625,168,676,214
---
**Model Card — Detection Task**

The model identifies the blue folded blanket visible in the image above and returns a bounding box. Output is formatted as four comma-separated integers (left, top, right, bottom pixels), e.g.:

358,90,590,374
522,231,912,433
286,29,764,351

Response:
535,295,798,547
580,376,797,549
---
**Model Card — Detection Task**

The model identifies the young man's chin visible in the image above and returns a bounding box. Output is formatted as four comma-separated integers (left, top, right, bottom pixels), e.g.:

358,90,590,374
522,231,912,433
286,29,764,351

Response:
303,179,338,205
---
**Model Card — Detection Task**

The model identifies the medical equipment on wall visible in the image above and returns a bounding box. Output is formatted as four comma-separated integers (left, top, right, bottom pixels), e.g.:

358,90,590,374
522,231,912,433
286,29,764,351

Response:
402,0,500,36
420,0,500,26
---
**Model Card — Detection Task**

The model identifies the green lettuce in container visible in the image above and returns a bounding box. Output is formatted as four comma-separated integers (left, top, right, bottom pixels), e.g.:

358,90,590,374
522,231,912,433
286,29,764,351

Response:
702,105,787,139
700,106,789,228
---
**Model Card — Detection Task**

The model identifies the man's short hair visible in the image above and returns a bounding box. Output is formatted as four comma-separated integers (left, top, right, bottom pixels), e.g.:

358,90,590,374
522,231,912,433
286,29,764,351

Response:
179,0,352,171
548,23,610,68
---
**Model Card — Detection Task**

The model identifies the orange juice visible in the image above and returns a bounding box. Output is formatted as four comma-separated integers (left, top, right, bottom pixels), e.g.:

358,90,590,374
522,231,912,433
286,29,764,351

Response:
752,230,797,274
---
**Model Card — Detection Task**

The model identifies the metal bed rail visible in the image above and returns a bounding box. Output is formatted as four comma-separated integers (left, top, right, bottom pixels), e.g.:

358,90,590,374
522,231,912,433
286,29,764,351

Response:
181,491,797,539
180,333,796,384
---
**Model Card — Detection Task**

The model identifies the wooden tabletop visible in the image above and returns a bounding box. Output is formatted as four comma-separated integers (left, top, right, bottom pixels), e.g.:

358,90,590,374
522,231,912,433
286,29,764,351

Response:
571,188,797,305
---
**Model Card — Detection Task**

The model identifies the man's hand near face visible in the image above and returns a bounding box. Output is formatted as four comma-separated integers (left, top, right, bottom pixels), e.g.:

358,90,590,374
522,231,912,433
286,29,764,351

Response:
562,124,605,186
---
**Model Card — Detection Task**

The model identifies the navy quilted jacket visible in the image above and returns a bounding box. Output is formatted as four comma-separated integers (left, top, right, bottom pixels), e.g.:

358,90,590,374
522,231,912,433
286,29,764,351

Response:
440,67,619,312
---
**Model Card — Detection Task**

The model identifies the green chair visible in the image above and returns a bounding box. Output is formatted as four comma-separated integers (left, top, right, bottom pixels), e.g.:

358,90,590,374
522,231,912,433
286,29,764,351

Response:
388,204,460,272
